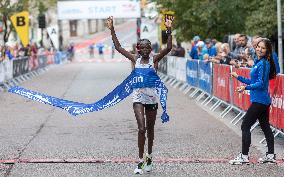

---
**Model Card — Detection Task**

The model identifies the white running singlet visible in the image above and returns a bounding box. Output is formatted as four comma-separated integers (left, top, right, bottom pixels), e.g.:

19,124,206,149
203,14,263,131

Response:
132,57,158,104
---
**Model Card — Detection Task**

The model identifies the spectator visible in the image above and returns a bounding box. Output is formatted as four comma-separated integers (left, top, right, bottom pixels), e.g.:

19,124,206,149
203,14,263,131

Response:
189,36,200,59
203,53,210,63
152,42,159,53
231,34,247,62
196,41,205,60
59,34,63,51
96,43,105,59
67,43,75,61
170,44,177,56
89,43,95,58
220,43,233,65
0,45,3,61
272,51,280,74
211,38,217,46
242,47,254,68
232,33,240,51
238,34,248,53
111,44,115,59
13,43,19,58
204,39,217,57
31,42,38,69
5,46,13,60
192,35,200,47
174,42,185,57
249,36,261,61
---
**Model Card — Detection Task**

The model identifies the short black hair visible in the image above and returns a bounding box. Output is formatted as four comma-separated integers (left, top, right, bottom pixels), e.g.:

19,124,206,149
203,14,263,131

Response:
239,34,248,40
138,39,151,46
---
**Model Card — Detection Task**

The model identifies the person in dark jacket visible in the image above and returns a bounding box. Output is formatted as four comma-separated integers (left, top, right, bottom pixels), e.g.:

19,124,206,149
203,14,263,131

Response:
175,42,185,57
229,38,277,165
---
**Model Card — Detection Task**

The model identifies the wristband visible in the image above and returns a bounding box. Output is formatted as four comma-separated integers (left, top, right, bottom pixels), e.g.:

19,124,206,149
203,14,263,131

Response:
166,30,172,35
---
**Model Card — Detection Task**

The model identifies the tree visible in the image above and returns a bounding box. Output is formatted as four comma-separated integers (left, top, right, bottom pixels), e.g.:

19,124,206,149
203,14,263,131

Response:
1,0,25,43
0,0,30,57
153,0,284,41
0,0,57,57
245,0,284,38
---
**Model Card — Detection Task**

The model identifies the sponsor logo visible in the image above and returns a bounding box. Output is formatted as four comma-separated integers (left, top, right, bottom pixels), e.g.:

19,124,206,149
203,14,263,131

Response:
125,76,143,93
122,3,137,12
218,77,226,87
271,94,284,109
187,70,197,77
199,70,210,82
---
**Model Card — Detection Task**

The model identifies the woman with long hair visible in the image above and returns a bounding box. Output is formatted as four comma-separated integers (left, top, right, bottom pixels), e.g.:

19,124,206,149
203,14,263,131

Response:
229,38,277,165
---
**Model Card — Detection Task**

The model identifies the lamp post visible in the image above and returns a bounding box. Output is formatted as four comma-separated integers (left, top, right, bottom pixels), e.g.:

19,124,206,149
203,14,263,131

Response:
277,0,283,73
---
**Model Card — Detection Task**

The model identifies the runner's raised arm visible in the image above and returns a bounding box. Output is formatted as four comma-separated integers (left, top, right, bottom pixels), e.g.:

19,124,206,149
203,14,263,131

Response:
106,16,135,63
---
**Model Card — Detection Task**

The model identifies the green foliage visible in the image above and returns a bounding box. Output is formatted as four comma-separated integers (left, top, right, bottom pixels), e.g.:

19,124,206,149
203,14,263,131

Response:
0,0,30,43
153,0,283,41
38,1,48,15
245,0,278,37
0,0,57,45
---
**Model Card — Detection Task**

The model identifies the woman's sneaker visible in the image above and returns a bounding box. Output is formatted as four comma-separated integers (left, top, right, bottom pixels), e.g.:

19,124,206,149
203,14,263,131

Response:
144,154,153,172
134,161,144,174
258,153,276,164
229,153,250,165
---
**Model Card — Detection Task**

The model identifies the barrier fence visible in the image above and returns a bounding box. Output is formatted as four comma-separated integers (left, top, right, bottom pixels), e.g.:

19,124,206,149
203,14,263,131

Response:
231,67,251,111
0,51,69,88
158,56,284,140
13,56,29,77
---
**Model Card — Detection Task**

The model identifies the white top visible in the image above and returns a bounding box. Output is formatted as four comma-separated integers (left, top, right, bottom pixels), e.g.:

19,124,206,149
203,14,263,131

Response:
132,57,159,104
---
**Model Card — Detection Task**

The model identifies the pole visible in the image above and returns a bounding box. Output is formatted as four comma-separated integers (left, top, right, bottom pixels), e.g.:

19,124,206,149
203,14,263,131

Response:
277,0,283,73
41,28,43,47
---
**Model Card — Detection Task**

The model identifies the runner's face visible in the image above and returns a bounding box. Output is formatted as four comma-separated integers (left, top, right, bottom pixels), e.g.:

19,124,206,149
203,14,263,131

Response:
139,42,151,57
256,41,267,59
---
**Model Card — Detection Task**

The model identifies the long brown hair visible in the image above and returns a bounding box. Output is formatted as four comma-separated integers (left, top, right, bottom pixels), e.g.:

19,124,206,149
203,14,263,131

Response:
257,38,276,80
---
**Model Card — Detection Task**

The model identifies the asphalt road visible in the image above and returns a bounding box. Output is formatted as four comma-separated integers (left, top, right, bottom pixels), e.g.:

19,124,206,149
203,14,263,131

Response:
0,61,283,176
1,20,284,176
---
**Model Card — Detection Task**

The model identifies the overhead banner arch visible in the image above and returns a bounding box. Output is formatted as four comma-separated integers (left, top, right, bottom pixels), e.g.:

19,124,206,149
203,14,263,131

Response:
57,0,141,20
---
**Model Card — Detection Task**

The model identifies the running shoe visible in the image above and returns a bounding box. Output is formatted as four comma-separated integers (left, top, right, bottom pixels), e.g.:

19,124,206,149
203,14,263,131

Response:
144,154,153,172
134,161,144,174
229,152,250,165
258,153,276,164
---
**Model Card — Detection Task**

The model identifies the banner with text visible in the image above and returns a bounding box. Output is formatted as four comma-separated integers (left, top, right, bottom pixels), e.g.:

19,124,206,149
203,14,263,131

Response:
57,0,141,20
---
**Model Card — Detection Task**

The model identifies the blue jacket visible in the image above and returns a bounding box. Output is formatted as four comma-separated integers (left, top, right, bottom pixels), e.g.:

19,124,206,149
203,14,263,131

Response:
190,46,198,59
207,46,217,57
272,52,280,74
237,58,271,105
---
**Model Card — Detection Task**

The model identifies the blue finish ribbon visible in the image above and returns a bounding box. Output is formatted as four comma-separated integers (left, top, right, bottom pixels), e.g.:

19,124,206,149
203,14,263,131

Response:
8,68,169,123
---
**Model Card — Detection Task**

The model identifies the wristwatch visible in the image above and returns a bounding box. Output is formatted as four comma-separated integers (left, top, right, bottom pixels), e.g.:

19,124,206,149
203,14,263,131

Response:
166,30,172,35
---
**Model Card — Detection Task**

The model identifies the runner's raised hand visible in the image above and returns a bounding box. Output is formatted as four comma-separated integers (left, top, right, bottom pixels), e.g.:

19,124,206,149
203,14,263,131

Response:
106,16,114,29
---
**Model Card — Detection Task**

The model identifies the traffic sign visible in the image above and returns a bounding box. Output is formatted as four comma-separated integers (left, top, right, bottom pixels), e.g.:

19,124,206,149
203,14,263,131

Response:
10,11,29,47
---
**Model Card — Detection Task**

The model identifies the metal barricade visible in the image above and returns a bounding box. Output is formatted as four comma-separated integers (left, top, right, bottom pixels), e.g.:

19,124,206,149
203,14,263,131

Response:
13,56,29,77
